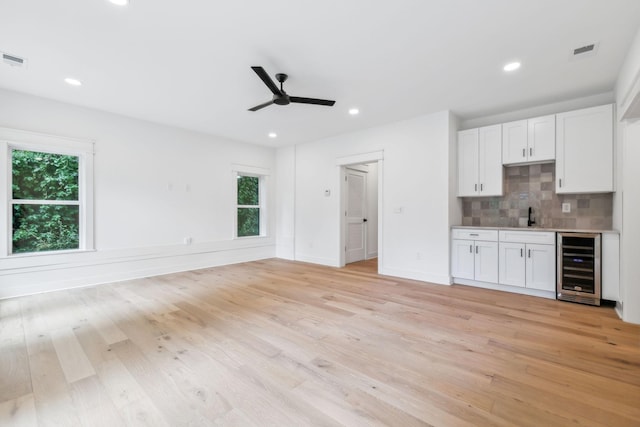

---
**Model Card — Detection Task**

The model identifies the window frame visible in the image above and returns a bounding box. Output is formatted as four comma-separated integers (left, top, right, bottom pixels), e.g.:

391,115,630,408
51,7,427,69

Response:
232,164,268,239
0,128,94,257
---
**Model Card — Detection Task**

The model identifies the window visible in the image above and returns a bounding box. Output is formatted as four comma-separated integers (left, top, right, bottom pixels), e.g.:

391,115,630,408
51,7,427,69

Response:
233,165,268,238
1,128,94,257
11,149,80,253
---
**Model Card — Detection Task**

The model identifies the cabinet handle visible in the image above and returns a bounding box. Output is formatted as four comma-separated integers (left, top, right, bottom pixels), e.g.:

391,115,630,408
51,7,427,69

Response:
469,245,473,253
475,183,477,192
528,249,531,258
476,246,479,254
522,148,526,157
530,147,533,156
520,248,523,257
480,183,483,191
559,178,562,188
469,233,479,236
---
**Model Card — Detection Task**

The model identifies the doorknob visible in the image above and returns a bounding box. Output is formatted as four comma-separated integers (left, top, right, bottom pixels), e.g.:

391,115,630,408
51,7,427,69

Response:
363,218,368,222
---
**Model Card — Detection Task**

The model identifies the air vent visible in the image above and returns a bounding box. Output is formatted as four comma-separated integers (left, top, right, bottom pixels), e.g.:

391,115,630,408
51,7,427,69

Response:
570,42,599,60
2,52,27,67
574,44,595,55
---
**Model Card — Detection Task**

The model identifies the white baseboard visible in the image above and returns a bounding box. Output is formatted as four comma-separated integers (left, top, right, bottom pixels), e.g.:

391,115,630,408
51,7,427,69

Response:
380,267,450,285
453,277,556,299
295,254,340,267
0,242,275,299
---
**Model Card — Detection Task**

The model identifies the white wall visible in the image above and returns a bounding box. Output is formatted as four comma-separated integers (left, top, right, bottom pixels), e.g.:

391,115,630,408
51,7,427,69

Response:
275,145,296,259
615,26,640,324
0,88,276,298
292,110,458,284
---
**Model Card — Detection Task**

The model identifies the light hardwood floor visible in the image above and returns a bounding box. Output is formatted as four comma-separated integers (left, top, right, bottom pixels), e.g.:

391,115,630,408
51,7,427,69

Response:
1,258,639,426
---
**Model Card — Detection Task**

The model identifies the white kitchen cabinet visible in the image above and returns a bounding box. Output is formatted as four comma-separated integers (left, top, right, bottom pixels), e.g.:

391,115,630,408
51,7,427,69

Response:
457,125,503,197
502,115,555,165
498,231,556,292
525,243,556,292
556,104,613,194
451,239,475,280
602,233,620,301
475,240,499,283
458,129,479,197
451,229,498,283
499,242,526,287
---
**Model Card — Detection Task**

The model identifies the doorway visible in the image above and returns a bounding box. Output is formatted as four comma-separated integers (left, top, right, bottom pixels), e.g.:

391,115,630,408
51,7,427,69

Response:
342,163,379,265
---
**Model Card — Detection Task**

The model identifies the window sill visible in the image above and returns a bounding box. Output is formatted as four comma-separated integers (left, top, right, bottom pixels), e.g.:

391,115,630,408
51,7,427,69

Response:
4,248,96,259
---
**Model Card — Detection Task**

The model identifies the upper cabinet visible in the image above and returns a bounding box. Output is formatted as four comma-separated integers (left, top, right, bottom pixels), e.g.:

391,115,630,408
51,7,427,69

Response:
502,115,555,165
458,125,503,197
556,104,614,194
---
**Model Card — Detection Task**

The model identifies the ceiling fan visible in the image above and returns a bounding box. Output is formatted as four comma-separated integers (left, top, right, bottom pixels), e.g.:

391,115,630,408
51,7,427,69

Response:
248,66,336,111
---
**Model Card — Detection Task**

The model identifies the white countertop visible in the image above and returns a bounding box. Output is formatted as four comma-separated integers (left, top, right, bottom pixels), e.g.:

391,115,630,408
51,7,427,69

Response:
451,225,619,234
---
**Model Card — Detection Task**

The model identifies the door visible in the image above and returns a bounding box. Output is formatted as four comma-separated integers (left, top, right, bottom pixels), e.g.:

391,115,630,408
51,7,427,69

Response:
526,244,556,291
451,239,475,280
499,242,526,287
556,104,613,193
502,120,528,165
457,129,479,196
345,168,367,264
475,240,499,283
478,125,503,196
528,115,555,162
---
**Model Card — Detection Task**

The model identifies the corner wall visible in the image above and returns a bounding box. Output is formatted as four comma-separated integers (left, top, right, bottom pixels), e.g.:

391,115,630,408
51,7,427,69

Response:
292,110,459,284
0,89,276,298
615,26,640,324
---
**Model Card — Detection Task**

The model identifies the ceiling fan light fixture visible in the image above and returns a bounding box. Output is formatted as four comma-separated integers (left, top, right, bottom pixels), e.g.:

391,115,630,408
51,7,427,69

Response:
348,108,360,115
503,61,521,72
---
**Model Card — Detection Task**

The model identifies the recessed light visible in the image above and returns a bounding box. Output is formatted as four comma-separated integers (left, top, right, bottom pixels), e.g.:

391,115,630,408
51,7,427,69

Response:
64,78,82,86
109,0,129,5
348,108,360,115
503,62,521,72
268,132,277,138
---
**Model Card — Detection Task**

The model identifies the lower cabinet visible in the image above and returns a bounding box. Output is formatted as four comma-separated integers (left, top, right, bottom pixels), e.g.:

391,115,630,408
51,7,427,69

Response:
451,229,498,283
499,242,556,292
451,228,556,297
452,239,498,283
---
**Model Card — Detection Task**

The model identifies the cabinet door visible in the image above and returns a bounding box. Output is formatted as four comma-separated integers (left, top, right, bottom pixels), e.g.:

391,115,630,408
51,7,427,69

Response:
458,129,479,197
475,240,499,283
525,244,556,291
478,125,503,196
502,120,528,165
528,115,555,162
451,239,475,279
556,104,613,194
499,242,526,287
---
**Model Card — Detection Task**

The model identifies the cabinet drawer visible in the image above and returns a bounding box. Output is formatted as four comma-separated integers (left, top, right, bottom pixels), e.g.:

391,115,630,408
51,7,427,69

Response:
499,230,555,245
452,228,498,241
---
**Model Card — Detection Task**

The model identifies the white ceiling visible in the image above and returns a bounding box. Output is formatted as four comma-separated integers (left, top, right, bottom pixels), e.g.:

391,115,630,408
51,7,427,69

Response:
1,0,640,147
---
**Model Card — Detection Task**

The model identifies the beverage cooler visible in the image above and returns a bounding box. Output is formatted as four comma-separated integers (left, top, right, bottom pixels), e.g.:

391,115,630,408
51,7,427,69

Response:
557,232,601,306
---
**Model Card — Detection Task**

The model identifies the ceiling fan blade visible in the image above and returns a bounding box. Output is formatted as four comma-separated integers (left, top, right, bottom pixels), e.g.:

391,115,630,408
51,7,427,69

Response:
248,100,274,111
290,96,336,106
251,66,282,95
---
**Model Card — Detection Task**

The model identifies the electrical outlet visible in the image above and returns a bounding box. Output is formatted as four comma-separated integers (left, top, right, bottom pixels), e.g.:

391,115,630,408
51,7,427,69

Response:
562,202,571,213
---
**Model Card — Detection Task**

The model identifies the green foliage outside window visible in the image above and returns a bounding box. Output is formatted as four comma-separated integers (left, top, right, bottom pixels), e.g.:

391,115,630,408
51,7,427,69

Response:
11,149,80,253
237,175,260,237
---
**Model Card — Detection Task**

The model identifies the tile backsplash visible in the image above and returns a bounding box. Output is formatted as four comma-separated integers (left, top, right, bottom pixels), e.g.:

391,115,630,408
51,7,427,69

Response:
461,163,613,229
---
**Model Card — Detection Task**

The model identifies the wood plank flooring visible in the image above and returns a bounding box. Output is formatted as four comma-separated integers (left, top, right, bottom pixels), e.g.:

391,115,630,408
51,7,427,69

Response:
1,258,639,426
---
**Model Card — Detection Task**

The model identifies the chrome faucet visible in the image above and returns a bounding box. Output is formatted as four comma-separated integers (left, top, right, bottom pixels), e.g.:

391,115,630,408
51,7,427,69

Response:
528,207,536,227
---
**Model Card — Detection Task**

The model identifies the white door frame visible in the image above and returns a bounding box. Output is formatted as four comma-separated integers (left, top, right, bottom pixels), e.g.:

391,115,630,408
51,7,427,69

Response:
337,150,384,270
